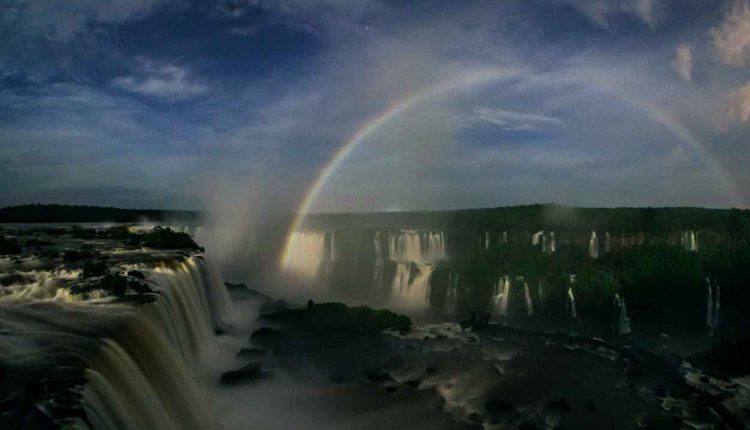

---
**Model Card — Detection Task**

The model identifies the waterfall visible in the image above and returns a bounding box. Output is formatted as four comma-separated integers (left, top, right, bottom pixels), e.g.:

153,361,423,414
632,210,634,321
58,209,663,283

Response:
372,231,384,290
485,231,490,251
2,254,230,430
521,278,534,316
83,312,217,430
588,232,599,259
491,276,510,316
604,232,611,254
282,230,327,280
682,231,699,252
567,287,577,319
386,230,445,307
390,263,435,307
532,231,543,246
612,293,631,335
547,231,556,254
445,273,459,314
706,277,720,331
501,231,508,244
387,230,446,263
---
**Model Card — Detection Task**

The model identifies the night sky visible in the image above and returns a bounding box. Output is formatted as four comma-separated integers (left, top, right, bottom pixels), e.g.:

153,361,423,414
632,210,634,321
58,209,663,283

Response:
2,0,750,212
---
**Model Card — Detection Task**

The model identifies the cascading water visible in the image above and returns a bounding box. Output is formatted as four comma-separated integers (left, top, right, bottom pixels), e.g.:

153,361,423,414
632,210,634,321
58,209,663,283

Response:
282,230,327,280
387,230,446,307
521,278,534,317
612,293,631,335
682,231,699,252
484,231,490,251
567,275,578,322
372,231,384,290
1,252,230,430
491,276,510,316
588,232,599,259
444,273,460,314
705,277,720,332
531,231,543,246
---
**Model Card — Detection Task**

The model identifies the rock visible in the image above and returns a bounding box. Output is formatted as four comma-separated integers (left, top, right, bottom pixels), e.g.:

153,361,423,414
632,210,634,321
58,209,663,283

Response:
363,369,391,383
470,311,491,329
518,422,541,430
220,362,267,385
485,399,515,414
250,327,283,346
405,379,421,388
546,399,571,413
585,401,597,412
384,386,397,393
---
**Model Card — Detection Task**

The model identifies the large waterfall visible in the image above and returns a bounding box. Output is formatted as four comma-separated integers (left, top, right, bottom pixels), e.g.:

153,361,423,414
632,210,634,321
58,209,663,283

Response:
1,253,231,430
282,230,327,280
387,230,446,307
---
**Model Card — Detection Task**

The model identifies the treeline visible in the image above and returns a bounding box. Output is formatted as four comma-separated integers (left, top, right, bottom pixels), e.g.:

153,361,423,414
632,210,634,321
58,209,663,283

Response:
303,204,750,234
0,204,199,223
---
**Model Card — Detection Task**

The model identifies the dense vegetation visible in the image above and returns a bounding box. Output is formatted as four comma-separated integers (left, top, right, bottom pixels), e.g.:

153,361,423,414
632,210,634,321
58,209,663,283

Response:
0,204,198,223
304,204,750,233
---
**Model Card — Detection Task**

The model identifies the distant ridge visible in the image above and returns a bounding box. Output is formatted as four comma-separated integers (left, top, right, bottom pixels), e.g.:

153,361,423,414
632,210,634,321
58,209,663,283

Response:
0,204,199,223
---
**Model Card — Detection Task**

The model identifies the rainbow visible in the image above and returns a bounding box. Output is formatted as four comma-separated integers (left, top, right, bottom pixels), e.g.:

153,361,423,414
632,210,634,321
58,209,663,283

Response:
280,68,743,268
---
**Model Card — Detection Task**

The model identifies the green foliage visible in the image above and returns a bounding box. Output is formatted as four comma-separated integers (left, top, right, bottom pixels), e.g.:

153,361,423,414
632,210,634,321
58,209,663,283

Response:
0,204,197,223
141,226,203,251
263,302,412,346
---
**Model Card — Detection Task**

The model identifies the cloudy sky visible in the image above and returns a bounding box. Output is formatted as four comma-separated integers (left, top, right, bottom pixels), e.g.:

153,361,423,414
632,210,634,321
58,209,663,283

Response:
2,0,750,212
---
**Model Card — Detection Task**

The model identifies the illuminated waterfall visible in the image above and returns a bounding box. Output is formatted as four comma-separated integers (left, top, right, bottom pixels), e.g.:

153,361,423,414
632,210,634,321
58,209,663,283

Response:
484,231,490,251
2,254,230,430
387,230,446,307
588,232,599,259
282,230,327,280
612,293,631,335
521,278,534,317
567,275,578,320
532,231,543,246
491,276,510,316
681,231,699,252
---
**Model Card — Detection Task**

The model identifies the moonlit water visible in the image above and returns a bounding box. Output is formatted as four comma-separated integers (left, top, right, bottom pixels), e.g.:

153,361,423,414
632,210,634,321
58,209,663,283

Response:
491,276,510,316
682,231,699,252
282,231,327,280
705,277,720,331
588,232,599,259
612,293,631,335
445,273,459,314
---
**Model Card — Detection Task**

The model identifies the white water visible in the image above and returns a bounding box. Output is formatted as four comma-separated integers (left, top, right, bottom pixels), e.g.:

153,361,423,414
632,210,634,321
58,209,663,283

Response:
537,278,544,314
491,276,511,316
612,293,631,335
522,279,534,317
390,262,435,308
1,253,231,430
282,230,327,280
387,230,446,263
682,231,699,252
386,230,445,307
588,232,599,259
